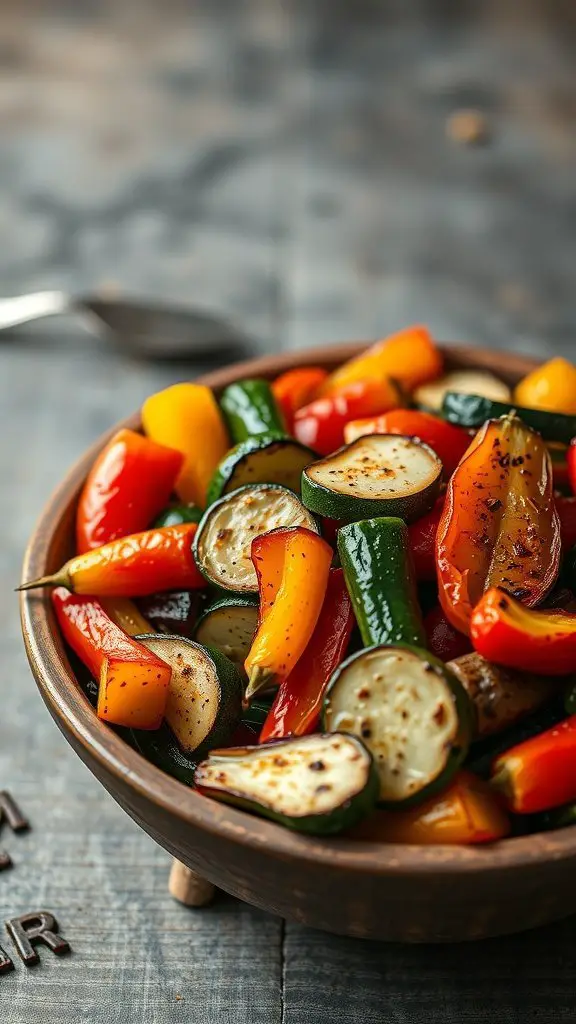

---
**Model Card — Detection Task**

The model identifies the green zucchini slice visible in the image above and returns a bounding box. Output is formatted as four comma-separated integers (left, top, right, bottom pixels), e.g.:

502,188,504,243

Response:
152,503,203,528
220,379,285,444
194,733,379,834
442,391,576,444
415,370,511,412
301,435,442,524
135,634,243,757
338,517,426,648
206,433,316,506
193,483,319,594
130,722,197,786
323,645,472,807
193,595,259,668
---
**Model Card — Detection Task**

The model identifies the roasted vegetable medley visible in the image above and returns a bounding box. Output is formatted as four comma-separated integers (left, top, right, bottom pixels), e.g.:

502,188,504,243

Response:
21,327,576,843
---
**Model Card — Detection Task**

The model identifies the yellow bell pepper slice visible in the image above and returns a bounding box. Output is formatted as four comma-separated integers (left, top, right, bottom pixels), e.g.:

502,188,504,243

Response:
141,383,229,506
100,597,153,637
514,357,576,415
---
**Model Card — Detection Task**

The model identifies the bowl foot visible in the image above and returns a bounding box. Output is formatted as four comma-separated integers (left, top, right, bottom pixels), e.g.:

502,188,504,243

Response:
168,858,216,907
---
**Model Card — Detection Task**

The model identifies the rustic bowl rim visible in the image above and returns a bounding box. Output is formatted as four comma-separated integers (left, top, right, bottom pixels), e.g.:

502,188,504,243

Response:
19,340,576,879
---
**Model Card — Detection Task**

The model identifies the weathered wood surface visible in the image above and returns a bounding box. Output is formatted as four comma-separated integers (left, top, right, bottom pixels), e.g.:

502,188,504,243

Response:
1,1,576,1020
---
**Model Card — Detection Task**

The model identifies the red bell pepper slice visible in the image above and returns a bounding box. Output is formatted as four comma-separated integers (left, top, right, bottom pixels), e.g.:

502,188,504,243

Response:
344,409,470,476
424,605,472,662
76,428,183,554
567,439,576,496
406,498,444,581
436,414,561,634
491,715,576,814
471,586,576,675
293,378,402,455
52,588,172,729
259,568,354,741
271,367,328,433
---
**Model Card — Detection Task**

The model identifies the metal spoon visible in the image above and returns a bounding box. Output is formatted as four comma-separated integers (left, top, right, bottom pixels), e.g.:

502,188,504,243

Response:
0,290,254,361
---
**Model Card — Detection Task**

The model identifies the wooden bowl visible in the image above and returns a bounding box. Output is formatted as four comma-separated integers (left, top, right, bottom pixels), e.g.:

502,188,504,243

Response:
20,342,576,943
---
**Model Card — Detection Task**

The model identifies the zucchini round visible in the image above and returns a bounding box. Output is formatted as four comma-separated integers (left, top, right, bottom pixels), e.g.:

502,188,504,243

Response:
130,722,197,786
193,483,319,594
135,634,243,757
322,645,472,807
337,517,426,648
442,391,576,444
153,504,203,528
206,433,316,506
301,435,442,524
194,732,379,835
415,370,511,412
193,595,259,668
220,379,285,443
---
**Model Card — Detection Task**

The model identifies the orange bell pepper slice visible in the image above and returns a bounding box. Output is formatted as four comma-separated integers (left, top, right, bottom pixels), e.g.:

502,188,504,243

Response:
141,383,229,506
436,414,561,634
491,716,576,814
271,367,328,432
514,357,576,416
52,588,171,729
319,325,443,396
471,587,576,675
259,568,354,741
349,771,510,844
76,428,184,554
19,524,205,597
244,527,333,700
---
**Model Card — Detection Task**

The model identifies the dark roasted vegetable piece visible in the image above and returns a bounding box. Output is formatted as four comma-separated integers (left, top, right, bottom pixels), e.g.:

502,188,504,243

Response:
130,723,197,786
465,699,566,779
137,591,201,638
448,651,562,739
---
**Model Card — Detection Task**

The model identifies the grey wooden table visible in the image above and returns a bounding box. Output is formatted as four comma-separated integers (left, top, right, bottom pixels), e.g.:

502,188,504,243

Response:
1,2,576,1021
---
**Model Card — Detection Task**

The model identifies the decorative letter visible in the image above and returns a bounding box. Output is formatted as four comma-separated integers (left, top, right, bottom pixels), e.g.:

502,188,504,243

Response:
0,792,29,869
0,945,14,974
6,912,70,967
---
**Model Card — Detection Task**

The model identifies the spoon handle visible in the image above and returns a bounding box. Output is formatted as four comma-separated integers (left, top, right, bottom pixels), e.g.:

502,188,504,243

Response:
0,291,71,330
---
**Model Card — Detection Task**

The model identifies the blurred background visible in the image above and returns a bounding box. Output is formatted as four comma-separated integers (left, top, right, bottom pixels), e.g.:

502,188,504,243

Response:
2,0,576,364
2,3,576,1020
